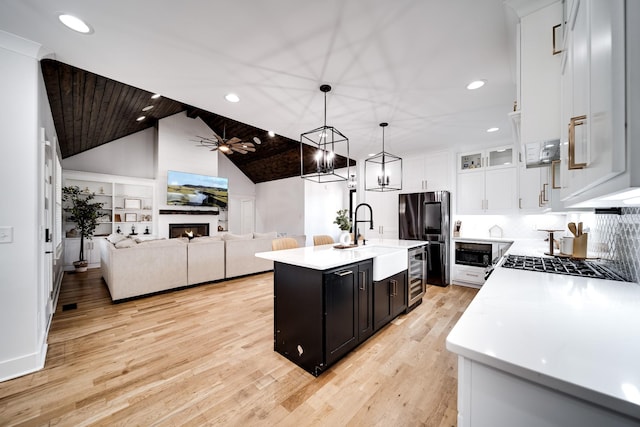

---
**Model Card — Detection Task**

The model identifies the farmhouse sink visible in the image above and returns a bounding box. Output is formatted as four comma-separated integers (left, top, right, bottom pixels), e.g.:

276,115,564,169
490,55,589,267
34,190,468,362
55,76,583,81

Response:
351,245,408,281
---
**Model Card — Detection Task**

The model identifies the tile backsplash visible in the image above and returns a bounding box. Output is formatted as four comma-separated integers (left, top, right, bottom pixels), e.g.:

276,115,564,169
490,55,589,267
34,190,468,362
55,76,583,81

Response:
590,207,640,284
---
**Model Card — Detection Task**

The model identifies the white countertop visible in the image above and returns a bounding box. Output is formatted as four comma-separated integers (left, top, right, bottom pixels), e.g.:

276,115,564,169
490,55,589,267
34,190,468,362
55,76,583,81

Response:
255,239,426,270
446,239,640,419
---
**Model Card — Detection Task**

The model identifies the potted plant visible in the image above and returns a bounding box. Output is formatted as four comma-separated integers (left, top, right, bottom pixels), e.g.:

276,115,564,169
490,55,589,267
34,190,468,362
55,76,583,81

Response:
333,209,352,245
62,186,105,272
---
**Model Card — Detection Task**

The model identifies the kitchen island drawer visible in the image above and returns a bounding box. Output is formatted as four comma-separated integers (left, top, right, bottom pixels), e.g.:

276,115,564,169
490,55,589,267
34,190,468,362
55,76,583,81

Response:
453,265,486,286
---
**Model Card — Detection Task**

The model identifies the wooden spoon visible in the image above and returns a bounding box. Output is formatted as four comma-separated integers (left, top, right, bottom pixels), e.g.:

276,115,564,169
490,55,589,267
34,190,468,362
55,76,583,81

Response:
577,222,583,236
568,222,578,237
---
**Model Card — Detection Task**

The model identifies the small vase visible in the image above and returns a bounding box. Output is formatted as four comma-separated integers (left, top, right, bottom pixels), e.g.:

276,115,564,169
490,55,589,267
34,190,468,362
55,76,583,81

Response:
339,230,351,245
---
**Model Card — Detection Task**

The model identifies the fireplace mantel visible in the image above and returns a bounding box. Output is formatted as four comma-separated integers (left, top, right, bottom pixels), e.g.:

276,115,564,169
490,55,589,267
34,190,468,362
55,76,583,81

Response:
159,209,219,215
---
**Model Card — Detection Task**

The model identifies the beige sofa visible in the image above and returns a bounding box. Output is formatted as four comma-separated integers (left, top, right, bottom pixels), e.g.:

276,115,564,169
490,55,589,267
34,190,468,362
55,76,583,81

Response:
100,232,306,301
187,236,225,285
100,237,188,301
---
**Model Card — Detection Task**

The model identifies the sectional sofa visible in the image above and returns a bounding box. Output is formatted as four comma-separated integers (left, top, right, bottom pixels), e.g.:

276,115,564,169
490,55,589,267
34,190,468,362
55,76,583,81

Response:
100,232,306,301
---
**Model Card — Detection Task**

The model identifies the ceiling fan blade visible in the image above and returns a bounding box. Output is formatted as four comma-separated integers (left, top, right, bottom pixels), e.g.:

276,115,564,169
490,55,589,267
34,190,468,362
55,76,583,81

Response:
242,146,256,152
232,147,248,154
253,137,261,144
227,137,242,145
211,131,223,142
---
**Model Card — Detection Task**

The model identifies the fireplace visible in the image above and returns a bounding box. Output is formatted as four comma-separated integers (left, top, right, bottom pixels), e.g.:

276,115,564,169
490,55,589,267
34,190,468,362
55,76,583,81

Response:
169,223,210,239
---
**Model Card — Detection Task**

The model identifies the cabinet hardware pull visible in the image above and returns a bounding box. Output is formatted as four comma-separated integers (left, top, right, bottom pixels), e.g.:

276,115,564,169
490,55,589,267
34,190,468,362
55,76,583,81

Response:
551,160,561,189
552,24,562,55
542,183,549,202
335,270,353,277
359,271,366,290
568,115,587,170
539,191,543,207
391,279,398,297
519,198,522,209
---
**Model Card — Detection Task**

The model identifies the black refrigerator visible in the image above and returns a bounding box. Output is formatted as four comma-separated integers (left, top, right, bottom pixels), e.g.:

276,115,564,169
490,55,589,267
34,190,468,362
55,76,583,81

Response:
399,191,450,287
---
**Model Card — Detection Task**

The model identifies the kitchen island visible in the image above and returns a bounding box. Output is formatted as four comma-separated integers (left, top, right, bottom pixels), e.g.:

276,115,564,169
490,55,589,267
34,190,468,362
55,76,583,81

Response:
256,240,426,376
446,239,640,425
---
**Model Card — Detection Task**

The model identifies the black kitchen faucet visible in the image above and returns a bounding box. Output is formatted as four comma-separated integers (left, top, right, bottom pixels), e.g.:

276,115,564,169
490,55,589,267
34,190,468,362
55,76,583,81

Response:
354,203,374,245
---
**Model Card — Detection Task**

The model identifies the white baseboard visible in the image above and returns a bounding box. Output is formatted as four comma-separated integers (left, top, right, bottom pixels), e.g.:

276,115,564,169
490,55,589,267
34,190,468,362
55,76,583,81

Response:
0,338,47,383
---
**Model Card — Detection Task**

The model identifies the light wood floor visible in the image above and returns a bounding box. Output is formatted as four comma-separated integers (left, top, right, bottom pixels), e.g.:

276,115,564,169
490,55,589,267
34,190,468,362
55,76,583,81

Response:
0,269,477,426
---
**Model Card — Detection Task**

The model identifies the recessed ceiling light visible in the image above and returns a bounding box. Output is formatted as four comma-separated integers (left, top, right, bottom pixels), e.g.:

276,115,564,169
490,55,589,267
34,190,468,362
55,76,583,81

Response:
142,105,154,112
58,14,93,34
151,93,161,99
225,93,240,103
487,127,499,132
268,130,275,137
466,80,486,90
136,116,146,122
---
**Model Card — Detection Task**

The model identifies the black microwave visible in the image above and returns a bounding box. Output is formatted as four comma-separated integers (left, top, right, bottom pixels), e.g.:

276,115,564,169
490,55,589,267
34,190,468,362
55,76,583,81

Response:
455,242,492,267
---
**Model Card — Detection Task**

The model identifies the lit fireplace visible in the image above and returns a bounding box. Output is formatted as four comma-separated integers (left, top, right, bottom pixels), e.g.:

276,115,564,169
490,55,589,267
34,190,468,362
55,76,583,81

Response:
169,223,210,239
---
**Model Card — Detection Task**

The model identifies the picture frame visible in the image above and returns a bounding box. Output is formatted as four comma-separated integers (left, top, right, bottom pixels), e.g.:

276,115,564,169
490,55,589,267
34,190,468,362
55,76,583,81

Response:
125,213,137,222
124,198,142,209
114,214,122,222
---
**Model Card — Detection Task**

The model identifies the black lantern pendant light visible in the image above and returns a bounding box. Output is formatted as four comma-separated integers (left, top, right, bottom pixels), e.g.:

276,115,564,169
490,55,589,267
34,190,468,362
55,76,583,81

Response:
300,85,350,183
365,122,402,191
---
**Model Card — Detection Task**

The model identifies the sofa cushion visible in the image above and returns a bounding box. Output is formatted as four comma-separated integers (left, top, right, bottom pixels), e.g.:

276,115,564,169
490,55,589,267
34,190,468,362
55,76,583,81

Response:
221,233,253,240
253,231,278,239
192,235,222,242
107,233,128,244
114,238,137,249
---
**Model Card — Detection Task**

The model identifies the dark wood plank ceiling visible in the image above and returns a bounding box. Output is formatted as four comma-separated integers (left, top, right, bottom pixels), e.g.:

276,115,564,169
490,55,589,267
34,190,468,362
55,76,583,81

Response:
41,59,355,184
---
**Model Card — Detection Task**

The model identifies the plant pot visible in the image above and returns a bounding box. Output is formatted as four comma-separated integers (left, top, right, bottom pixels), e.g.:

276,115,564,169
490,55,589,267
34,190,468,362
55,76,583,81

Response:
73,260,89,273
339,230,351,245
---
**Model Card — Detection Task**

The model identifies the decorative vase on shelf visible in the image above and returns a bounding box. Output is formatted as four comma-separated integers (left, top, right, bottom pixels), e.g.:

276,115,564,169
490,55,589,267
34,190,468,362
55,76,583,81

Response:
339,230,351,245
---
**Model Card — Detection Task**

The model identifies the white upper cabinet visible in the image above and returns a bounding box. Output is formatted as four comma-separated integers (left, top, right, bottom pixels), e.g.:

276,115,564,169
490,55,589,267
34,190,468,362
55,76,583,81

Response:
402,150,452,192
517,2,562,212
458,146,514,173
559,0,628,203
457,147,517,214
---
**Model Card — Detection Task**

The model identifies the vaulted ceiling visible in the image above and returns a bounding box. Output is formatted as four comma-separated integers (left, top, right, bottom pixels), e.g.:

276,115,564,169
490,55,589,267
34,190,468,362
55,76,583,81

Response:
41,59,352,183
1,0,520,182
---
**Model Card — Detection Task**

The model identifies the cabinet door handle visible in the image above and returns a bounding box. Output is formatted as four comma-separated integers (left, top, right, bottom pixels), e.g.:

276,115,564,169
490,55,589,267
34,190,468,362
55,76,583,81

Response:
519,198,522,209
551,160,561,189
390,279,398,297
359,271,366,290
552,23,562,55
542,183,549,202
334,270,353,277
539,191,544,207
568,115,587,170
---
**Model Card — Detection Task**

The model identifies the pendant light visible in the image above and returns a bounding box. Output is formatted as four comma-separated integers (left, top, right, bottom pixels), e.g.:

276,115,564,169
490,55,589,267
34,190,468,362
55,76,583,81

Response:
365,122,402,191
300,85,350,183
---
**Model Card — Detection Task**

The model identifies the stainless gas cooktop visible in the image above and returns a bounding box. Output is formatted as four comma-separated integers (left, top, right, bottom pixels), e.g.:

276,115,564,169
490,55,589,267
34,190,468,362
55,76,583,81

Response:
500,255,626,281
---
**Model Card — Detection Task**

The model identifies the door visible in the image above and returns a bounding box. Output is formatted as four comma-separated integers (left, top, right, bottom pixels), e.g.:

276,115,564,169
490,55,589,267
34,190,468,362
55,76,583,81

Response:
457,170,485,214
357,261,373,342
40,137,54,321
426,242,445,287
399,193,421,239
324,266,358,365
240,198,255,234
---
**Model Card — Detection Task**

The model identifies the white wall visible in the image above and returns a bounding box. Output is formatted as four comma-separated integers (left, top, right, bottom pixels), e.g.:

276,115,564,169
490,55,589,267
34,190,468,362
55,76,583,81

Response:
0,31,50,381
304,180,351,245
256,177,305,237
62,127,156,178
218,152,255,233
156,112,220,238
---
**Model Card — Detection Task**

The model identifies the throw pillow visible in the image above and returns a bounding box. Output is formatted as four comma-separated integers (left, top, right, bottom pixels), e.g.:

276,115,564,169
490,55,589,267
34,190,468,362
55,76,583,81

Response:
114,239,137,249
107,233,128,244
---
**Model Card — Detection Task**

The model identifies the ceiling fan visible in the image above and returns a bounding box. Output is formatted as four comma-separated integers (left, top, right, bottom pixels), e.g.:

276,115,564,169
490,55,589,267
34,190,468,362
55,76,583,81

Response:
194,124,261,154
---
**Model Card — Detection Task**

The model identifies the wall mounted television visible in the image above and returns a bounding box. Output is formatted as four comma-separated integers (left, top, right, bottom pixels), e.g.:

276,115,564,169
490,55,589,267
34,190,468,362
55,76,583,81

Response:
167,170,228,208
